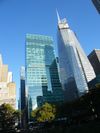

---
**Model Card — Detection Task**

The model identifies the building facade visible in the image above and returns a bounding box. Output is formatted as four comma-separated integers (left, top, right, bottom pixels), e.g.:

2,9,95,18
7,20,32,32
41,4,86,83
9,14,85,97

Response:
88,49,100,76
20,66,26,112
88,75,100,89
92,0,100,13
0,54,16,108
57,13,96,101
20,66,28,127
25,34,64,119
38,59,64,107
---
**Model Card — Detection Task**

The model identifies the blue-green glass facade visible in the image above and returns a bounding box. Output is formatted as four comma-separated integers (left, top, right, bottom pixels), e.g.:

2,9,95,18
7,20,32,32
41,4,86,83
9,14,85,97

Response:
26,34,64,118
40,59,64,106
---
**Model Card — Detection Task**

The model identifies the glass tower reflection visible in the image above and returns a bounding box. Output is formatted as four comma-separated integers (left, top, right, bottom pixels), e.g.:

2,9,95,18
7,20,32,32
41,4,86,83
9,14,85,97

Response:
26,34,64,119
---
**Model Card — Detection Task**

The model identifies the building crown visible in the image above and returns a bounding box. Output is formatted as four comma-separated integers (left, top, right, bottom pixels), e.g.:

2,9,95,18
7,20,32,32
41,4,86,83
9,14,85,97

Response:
56,10,69,29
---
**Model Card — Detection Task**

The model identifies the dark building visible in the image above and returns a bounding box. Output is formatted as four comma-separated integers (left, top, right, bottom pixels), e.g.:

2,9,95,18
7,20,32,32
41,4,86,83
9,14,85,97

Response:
92,0,100,13
20,66,28,128
88,75,100,89
88,49,100,76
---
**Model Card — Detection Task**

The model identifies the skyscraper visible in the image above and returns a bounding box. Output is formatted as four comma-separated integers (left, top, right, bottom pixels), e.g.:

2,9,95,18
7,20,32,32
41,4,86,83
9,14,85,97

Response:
26,34,64,119
57,12,96,101
92,0,100,14
88,49,100,76
88,49,100,90
20,66,28,127
0,54,16,108
20,66,26,112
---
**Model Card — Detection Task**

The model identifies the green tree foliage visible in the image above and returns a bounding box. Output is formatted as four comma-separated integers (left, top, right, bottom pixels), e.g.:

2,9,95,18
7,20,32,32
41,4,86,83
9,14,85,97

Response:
31,103,56,122
0,103,20,132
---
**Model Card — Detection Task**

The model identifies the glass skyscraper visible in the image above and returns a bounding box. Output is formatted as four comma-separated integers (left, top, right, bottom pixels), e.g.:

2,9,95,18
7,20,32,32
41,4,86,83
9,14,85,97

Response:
57,13,96,101
26,34,64,118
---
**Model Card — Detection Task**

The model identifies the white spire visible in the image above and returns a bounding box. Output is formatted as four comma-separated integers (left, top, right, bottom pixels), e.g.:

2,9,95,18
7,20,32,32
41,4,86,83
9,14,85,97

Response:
56,9,61,23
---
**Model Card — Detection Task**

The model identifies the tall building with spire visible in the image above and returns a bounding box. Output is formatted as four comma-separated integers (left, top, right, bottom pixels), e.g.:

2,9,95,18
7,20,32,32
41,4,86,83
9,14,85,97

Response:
57,12,96,101
0,54,16,108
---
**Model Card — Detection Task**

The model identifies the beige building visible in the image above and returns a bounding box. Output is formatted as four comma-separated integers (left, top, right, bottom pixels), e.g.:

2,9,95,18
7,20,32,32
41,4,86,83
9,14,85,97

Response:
0,54,16,108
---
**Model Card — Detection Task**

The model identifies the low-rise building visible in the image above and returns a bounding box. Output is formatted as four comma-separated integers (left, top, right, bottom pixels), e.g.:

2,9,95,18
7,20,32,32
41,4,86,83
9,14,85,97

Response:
0,54,16,108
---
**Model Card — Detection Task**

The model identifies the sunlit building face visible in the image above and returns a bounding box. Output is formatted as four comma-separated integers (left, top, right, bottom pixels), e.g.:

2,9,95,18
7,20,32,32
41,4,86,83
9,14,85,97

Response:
57,14,96,101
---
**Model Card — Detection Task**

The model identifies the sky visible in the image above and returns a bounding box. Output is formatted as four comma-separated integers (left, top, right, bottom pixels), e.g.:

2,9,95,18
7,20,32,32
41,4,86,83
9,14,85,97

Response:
0,0,100,105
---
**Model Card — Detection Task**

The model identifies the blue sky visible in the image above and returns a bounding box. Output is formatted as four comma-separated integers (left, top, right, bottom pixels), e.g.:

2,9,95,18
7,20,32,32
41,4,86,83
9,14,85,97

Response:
0,0,100,104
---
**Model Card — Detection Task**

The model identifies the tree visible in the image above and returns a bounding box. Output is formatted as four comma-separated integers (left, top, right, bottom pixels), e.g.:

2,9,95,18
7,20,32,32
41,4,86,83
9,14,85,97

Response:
31,103,56,122
0,103,20,132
